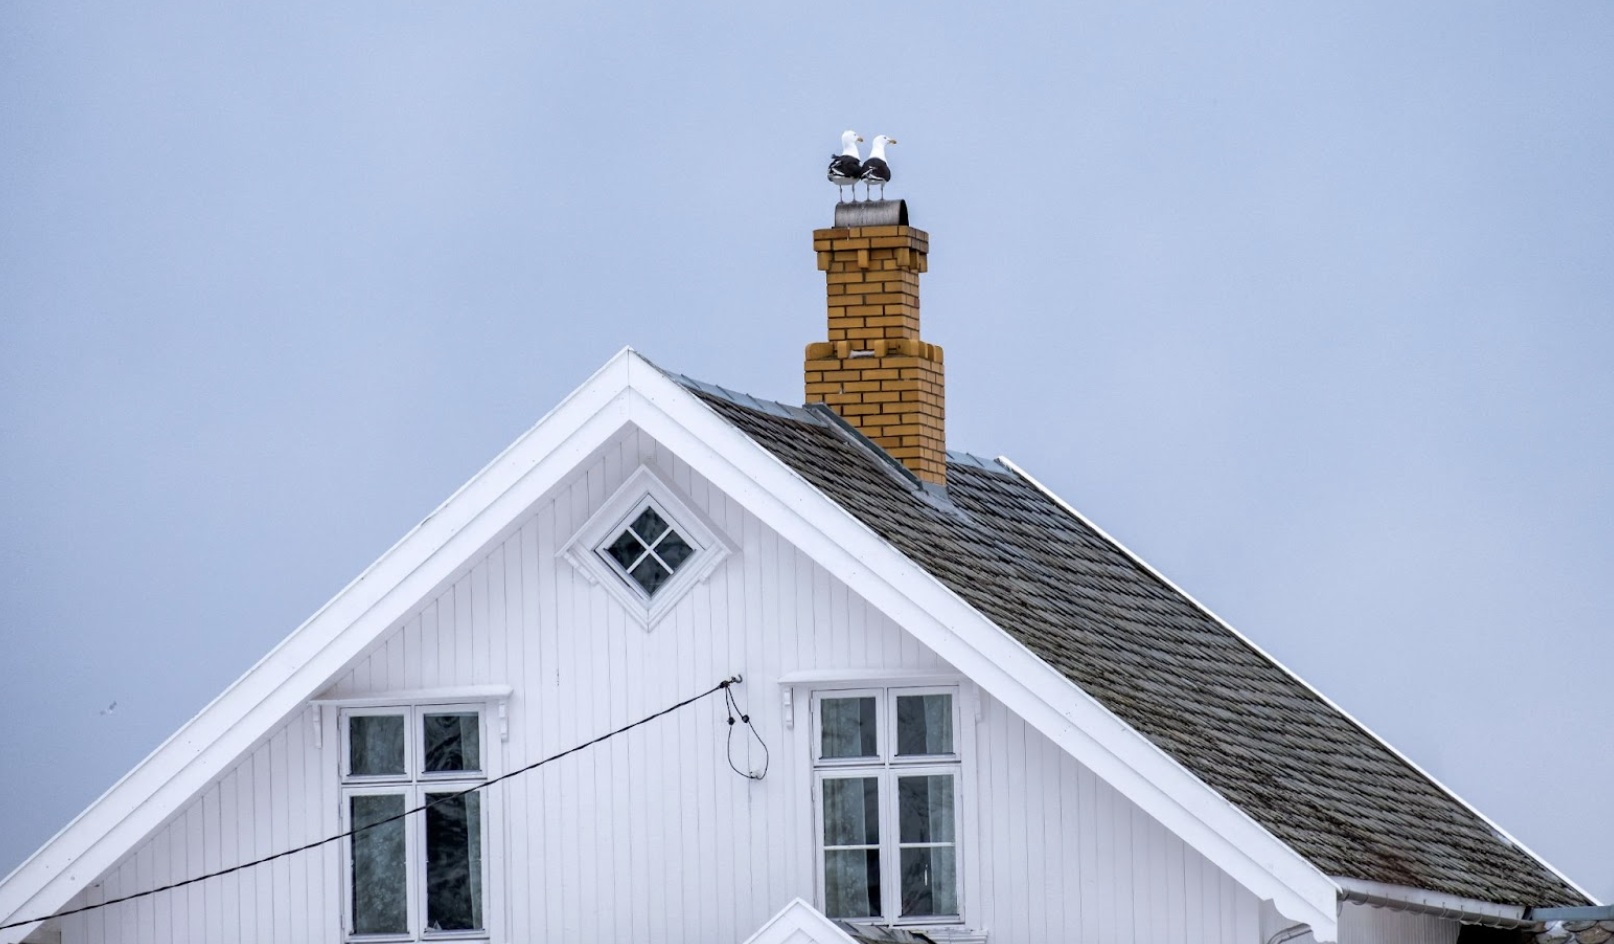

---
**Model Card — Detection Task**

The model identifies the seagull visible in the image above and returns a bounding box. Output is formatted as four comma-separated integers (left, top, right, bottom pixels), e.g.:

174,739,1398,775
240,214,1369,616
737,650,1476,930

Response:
99,701,118,716
859,135,896,200
827,130,864,203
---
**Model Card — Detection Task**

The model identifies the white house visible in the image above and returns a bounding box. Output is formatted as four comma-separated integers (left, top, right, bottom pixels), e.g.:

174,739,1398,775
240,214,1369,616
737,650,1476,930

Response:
0,200,1599,944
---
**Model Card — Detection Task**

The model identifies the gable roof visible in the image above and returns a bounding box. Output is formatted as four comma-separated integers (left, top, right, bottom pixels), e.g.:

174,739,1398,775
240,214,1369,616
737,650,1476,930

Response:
0,349,1585,944
681,376,1590,909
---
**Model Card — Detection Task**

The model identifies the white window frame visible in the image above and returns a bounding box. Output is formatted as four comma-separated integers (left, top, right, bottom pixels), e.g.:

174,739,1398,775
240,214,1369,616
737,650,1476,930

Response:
809,684,967,926
558,466,735,630
338,703,493,943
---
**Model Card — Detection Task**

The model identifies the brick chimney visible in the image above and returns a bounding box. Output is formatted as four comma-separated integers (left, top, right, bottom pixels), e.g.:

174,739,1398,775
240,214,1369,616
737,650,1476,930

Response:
805,200,946,485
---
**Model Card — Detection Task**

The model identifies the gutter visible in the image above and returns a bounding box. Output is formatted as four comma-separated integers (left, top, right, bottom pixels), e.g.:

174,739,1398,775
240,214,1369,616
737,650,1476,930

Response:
1333,878,1534,929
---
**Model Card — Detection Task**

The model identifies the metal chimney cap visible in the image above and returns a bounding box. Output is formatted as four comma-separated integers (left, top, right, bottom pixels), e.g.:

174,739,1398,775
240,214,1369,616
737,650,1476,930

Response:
833,199,909,228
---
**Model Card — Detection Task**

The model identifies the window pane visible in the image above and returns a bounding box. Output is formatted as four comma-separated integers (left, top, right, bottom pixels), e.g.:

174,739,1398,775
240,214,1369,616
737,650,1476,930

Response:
898,775,956,844
350,794,407,934
820,697,878,759
896,694,953,755
425,792,484,931
605,530,646,571
629,507,668,542
900,846,958,917
349,715,406,776
629,557,672,595
824,849,881,919
655,531,694,570
822,777,880,847
423,713,481,773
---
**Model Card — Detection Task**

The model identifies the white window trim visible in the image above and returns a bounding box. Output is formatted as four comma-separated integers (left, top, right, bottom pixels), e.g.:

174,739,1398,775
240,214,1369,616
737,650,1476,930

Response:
338,703,501,944
806,681,976,929
558,466,735,630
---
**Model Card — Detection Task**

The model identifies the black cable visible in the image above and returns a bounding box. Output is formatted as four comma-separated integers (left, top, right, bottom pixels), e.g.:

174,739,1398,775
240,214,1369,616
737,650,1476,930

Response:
0,675,743,933
724,681,769,780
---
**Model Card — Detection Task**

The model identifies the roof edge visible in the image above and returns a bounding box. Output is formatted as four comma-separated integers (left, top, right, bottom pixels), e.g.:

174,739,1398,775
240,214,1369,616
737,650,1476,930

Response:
1334,878,1532,929
0,348,650,934
741,898,858,944
996,454,1597,907
637,371,1342,939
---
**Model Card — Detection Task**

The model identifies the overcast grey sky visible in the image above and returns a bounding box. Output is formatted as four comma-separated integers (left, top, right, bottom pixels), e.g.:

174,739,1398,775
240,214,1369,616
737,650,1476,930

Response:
3,2,1610,904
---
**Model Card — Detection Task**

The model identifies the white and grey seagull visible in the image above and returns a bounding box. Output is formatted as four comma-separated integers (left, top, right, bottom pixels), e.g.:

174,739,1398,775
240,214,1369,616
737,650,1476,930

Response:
859,134,896,200
826,130,864,203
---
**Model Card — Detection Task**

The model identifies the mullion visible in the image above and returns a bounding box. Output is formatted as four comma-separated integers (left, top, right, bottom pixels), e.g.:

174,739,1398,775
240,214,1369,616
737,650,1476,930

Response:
621,530,653,573
642,530,675,571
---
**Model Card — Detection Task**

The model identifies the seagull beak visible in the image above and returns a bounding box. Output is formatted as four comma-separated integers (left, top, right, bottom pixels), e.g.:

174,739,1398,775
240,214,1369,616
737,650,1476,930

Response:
857,136,864,142
887,138,897,145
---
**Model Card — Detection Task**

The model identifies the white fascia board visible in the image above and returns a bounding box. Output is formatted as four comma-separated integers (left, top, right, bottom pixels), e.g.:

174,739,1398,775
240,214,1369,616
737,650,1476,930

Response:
998,458,1599,909
0,350,646,933
620,359,1342,941
742,898,858,944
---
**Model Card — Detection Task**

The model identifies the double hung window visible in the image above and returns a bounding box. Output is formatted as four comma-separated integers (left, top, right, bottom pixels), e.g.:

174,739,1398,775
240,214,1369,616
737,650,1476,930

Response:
341,706,487,940
813,687,961,923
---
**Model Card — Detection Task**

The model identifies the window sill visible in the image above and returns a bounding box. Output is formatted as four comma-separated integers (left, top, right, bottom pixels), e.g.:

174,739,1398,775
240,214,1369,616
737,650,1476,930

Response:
837,920,987,943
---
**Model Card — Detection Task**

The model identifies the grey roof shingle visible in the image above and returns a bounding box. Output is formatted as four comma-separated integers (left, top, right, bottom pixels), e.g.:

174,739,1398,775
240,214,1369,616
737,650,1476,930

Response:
683,380,1588,908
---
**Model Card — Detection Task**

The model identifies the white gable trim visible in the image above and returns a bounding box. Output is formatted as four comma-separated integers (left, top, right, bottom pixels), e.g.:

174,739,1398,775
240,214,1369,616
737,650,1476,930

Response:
626,361,1343,940
741,898,858,944
0,353,636,938
0,348,1338,942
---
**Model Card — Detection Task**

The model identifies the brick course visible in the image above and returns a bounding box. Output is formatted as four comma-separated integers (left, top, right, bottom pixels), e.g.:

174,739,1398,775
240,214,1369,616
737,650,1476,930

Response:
805,224,946,485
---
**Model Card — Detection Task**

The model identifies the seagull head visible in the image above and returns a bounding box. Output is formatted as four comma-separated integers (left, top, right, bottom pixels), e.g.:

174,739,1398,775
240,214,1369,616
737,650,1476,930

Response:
839,129,864,156
868,135,896,159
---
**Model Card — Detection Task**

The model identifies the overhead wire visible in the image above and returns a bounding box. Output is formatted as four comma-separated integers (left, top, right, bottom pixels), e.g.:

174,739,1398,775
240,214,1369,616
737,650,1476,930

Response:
1,674,748,934
723,678,769,780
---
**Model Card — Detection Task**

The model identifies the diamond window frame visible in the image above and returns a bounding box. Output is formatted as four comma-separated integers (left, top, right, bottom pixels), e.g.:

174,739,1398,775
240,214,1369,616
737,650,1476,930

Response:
559,466,733,629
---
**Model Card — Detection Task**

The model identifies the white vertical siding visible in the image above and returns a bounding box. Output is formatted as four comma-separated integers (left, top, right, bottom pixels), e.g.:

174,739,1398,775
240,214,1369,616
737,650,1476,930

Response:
52,424,1270,944
966,689,1260,944
55,721,341,944
1339,904,1459,944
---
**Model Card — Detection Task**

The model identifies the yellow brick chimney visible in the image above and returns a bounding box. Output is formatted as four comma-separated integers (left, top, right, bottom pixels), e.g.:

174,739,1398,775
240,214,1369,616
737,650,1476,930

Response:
805,201,946,485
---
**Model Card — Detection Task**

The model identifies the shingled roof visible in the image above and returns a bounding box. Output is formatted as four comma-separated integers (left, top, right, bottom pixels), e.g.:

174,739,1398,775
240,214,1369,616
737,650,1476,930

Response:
678,376,1587,909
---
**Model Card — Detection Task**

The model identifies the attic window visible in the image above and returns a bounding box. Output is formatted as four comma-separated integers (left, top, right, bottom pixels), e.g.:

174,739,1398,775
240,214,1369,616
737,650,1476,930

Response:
560,466,733,629
603,507,694,596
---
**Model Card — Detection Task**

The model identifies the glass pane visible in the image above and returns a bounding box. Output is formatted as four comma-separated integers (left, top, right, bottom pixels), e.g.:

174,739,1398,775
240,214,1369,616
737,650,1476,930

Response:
896,694,953,755
350,794,407,934
605,530,646,571
349,715,406,776
824,849,881,919
425,792,484,931
898,775,956,843
900,846,958,917
630,557,672,595
820,697,878,759
424,712,480,773
655,531,694,571
629,507,668,542
822,777,880,846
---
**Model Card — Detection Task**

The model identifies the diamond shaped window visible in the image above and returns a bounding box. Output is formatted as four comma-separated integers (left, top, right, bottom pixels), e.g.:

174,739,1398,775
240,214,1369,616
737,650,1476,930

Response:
603,507,696,597
560,466,735,630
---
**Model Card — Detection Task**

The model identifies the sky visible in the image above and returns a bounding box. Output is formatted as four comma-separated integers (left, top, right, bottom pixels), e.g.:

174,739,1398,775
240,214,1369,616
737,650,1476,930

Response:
2,0,1610,908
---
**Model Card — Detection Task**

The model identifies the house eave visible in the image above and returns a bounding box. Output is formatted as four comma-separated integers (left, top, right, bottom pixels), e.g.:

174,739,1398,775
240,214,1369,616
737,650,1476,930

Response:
2,349,1345,943
996,455,1597,909
1334,878,1533,928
